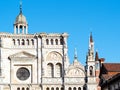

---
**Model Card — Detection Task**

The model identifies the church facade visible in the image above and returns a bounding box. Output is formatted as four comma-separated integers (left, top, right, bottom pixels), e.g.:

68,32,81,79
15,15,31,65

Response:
0,3,100,90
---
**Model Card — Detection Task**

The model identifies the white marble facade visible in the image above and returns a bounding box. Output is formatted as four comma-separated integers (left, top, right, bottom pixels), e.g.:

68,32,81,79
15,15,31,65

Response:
0,3,99,90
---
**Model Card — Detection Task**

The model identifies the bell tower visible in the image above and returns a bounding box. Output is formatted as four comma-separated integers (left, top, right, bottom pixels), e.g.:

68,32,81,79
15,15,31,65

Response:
14,1,28,34
86,33,98,90
86,33,95,76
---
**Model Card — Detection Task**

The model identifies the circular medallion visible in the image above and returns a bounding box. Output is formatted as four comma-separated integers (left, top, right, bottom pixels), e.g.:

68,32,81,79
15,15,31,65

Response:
16,67,30,80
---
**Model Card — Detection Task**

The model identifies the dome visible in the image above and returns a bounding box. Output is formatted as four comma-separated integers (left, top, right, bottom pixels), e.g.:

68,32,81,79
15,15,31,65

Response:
14,13,28,25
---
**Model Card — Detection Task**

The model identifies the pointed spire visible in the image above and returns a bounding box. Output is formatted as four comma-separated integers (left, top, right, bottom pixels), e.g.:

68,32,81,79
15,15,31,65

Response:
73,48,80,65
87,33,94,61
90,32,93,43
95,51,99,61
20,0,22,14
74,48,78,60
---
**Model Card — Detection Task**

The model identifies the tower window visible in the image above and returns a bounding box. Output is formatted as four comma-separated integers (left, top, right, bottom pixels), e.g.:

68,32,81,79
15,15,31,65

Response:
19,25,23,34
55,39,58,45
26,88,29,90
56,87,59,90
51,39,53,45
46,87,49,90
68,87,72,90
89,66,93,76
83,86,86,90
56,63,62,77
60,39,64,45
46,39,49,45
13,39,15,45
22,39,25,45
61,87,64,90
47,63,54,77
78,87,81,90
31,39,34,45
26,39,29,45
17,88,20,90
17,39,20,45
51,87,54,90
73,87,76,90
22,88,25,90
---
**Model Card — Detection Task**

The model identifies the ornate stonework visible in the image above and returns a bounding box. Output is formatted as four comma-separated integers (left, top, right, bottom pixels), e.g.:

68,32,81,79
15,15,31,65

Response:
46,52,62,61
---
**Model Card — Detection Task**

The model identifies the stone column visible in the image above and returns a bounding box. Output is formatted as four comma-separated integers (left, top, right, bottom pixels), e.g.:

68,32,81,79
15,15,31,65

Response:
26,26,28,34
18,25,20,34
22,26,25,34
14,25,16,34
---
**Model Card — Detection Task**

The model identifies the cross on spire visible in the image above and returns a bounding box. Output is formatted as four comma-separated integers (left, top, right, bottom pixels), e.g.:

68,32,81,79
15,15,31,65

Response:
74,48,78,60
20,0,22,14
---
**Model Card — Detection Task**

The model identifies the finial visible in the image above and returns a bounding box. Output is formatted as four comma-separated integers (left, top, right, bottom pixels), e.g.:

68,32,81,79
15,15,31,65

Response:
95,50,99,61
90,32,93,42
74,48,78,59
20,0,22,14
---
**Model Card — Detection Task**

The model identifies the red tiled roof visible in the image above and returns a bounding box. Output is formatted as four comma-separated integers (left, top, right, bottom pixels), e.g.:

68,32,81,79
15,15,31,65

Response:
107,73,120,82
103,63,120,72
101,73,120,87
102,73,117,80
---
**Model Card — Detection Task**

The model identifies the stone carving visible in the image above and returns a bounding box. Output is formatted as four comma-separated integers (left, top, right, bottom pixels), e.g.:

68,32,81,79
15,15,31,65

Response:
67,68,85,77
46,52,62,61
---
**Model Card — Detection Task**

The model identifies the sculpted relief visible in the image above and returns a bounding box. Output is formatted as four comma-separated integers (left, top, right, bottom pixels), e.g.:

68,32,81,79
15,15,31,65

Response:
67,68,85,77
46,52,62,61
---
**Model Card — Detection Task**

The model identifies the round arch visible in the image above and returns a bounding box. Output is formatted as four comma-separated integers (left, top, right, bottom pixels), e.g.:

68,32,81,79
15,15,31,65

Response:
46,51,62,61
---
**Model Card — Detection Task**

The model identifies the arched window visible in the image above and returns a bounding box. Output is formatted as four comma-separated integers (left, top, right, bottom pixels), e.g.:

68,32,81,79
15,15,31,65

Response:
68,87,72,90
26,87,29,90
61,87,64,90
73,87,76,90
17,87,20,90
46,87,49,90
51,87,54,90
47,63,54,77
22,39,25,45
26,39,29,45
89,66,93,76
13,39,15,45
83,86,86,90
19,25,23,34
78,87,81,90
55,39,58,45
56,63,62,77
31,39,34,45
46,39,49,45
51,39,53,45
17,39,20,45
56,87,59,90
22,87,25,90
60,39,64,45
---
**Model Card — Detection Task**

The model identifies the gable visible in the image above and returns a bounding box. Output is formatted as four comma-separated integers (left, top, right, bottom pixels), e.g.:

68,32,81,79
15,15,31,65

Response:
66,67,85,77
8,51,36,60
